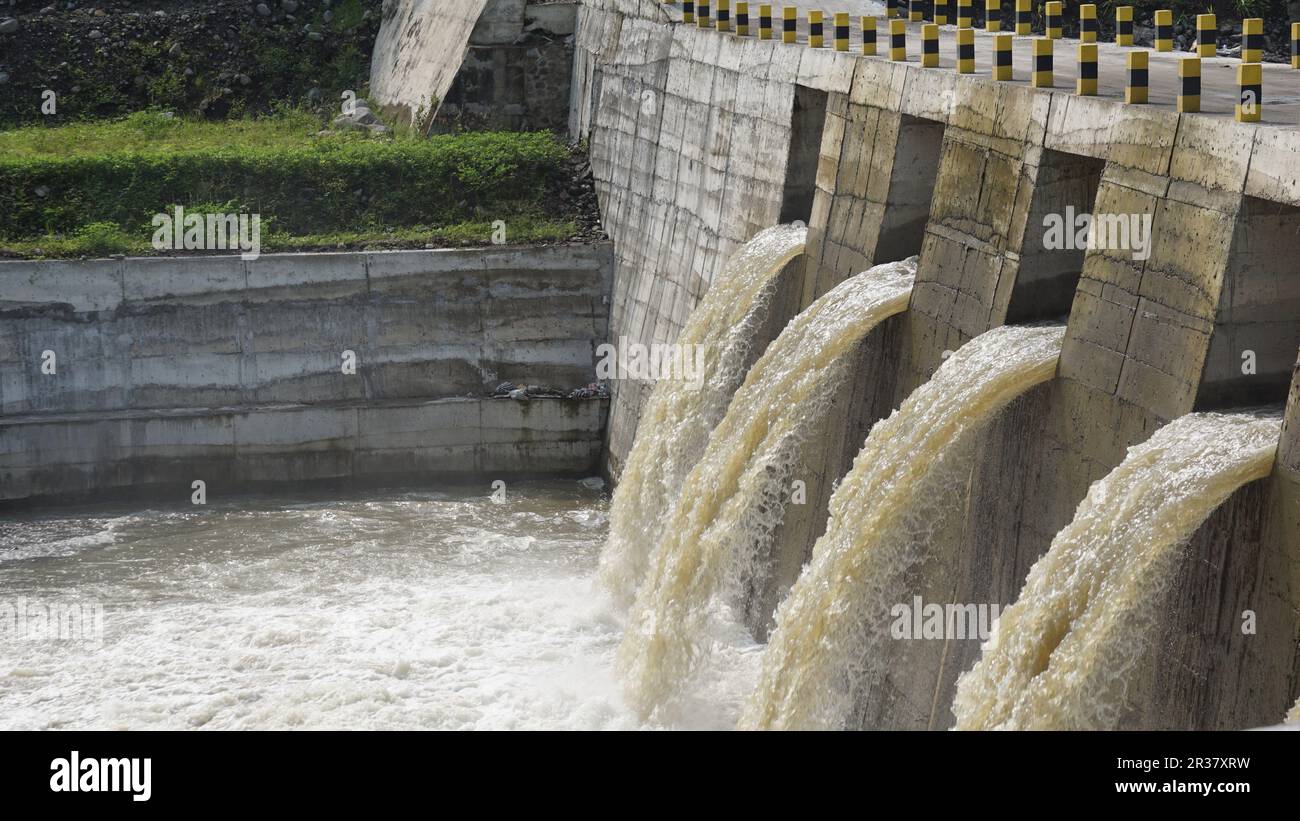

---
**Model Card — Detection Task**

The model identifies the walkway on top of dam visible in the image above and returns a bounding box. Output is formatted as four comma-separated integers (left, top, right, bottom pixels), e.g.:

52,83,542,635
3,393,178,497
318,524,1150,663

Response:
659,4,1300,129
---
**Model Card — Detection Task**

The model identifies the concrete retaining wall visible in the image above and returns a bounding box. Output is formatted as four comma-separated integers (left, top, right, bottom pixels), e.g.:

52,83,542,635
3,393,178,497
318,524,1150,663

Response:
370,0,491,129
0,245,613,504
373,0,578,133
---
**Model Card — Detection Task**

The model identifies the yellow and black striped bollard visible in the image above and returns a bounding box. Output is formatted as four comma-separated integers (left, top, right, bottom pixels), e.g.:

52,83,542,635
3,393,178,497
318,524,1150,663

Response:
717,0,731,30
1126,50,1148,104
1293,23,1300,69
862,16,878,54
809,10,824,47
935,0,949,26
1237,63,1262,122
985,0,1000,32
1045,2,1062,39
759,4,773,38
1242,18,1263,63
834,12,849,50
909,0,923,23
783,6,797,42
957,26,975,73
994,32,1012,79
1197,13,1216,57
736,2,750,34
1032,38,1052,87
683,0,696,24
1015,0,1030,35
1077,43,1097,95
890,18,907,60
1177,56,1200,113
1079,4,1097,43
922,23,939,65
1154,10,1172,52
957,0,972,29
1116,6,1132,46
886,0,900,20
698,0,711,27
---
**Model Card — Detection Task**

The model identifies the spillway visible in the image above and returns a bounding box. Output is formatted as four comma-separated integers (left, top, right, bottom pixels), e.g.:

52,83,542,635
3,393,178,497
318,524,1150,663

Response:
952,411,1283,731
616,259,917,718
599,225,806,608
742,323,1068,730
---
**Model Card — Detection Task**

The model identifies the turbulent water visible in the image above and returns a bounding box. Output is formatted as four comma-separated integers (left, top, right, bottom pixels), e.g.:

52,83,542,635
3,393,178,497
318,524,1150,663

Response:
742,324,1067,730
599,224,807,608
616,259,917,718
0,482,758,730
952,411,1282,731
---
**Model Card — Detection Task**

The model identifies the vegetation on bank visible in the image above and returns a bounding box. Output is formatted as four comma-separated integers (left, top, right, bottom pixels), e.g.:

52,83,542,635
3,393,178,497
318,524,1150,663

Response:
0,0,383,127
0,112,589,259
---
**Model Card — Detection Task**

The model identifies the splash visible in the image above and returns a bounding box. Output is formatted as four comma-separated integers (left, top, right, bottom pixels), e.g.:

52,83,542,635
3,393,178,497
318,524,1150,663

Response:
617,260,917,718
952,411,1281,731
742,324,1067,730
599,225,806,607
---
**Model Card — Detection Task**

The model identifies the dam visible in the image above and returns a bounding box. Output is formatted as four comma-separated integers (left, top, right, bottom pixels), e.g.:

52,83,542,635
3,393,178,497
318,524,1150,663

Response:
1,0,1299,732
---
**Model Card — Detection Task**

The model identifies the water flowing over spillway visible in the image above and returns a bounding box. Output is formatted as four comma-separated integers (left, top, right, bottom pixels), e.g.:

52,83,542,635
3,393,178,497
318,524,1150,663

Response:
741,324,1067,730
599,225,807,608
616,260,918,718
951,411,1282,731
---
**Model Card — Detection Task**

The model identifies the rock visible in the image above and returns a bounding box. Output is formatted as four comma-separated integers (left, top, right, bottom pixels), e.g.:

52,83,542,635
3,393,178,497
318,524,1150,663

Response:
0,72,8,85
88,29,103,40
306,87,322,102
168,42,182,56
237,73,251,86
34,186,49,198
0,17,18,34
281,0,298,12
40,6,55,14
323,10,332,22
307,30,323,41
256,3,271,15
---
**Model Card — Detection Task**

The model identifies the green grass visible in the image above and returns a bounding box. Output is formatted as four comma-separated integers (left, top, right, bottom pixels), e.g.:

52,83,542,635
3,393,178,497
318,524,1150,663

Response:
0,110,327,160
2,218,578,260
0,112,576,255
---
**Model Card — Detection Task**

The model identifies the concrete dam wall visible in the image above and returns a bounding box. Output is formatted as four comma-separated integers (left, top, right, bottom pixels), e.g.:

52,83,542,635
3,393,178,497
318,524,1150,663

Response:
1,245,612,504
571,2,1300,727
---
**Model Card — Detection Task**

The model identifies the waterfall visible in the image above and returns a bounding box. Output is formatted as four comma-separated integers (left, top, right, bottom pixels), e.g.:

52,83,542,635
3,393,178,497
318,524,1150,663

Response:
952,410,1282,731
742,323,1067,730
599,224,807,608
617,260,918,718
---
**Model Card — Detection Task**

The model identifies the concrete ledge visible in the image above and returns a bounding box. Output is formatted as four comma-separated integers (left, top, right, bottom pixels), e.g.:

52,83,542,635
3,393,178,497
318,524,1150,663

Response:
0,396,608,505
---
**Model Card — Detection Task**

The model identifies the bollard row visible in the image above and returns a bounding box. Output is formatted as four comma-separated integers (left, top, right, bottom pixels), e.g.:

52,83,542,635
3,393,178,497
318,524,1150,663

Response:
659,3,1294,123
665,2,1291,67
